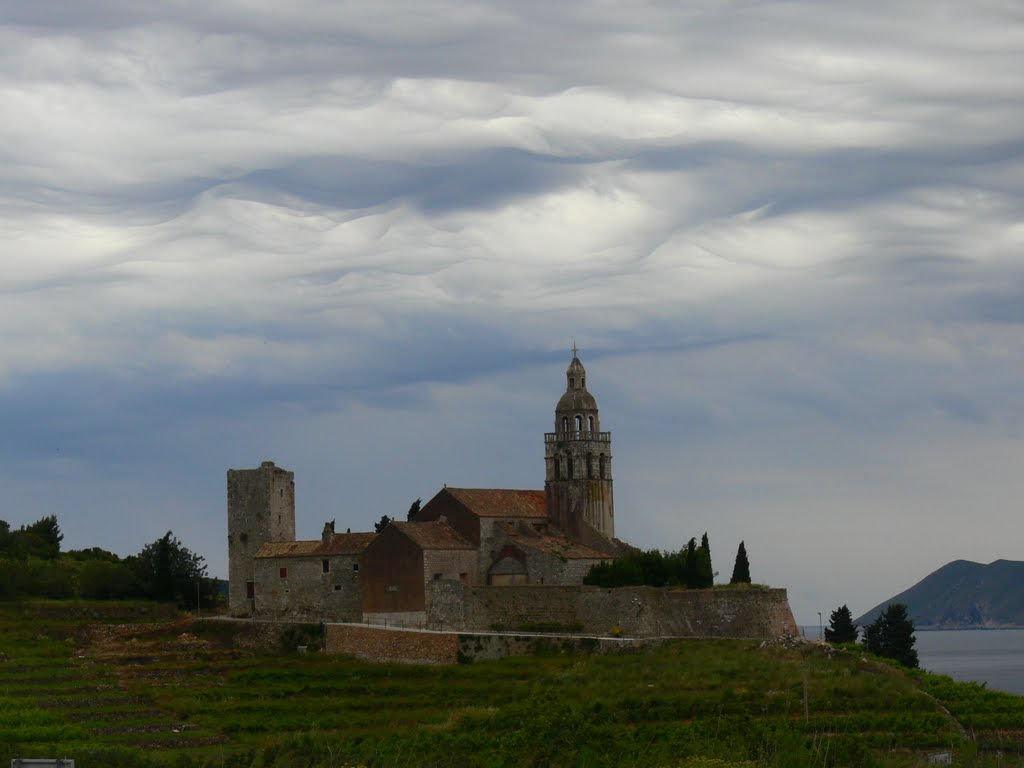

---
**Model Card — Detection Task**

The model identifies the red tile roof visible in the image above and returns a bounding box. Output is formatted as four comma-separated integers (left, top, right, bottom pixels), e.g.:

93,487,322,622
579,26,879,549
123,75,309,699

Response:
392,520,475,550
255,532,375,559
495,521,610,560
444,488,547,518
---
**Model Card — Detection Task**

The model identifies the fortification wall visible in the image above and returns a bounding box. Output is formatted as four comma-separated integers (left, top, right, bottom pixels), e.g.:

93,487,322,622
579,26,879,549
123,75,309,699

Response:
428,583,797,638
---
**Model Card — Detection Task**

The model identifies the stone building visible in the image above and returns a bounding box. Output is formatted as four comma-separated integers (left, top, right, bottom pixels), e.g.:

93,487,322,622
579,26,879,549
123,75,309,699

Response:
353,488,613,627
252,525,375,621
226,351,624,623
360,520,478,627
225,350,800,639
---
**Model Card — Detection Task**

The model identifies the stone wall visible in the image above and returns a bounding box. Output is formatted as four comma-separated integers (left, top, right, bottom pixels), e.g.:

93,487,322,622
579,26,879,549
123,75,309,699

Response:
325,623,458,664
455,632,663,662
422,549,477,588
253,553,362,621
428,583,797,638
323,623,665,664
577,586,799,638
363,610,427,628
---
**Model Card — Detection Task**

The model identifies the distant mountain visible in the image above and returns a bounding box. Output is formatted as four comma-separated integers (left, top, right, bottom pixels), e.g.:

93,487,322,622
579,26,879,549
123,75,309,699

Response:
856,559,1024,630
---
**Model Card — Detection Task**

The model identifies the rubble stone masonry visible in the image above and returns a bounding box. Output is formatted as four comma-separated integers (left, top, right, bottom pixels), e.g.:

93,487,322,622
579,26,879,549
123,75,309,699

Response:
428,583,798,638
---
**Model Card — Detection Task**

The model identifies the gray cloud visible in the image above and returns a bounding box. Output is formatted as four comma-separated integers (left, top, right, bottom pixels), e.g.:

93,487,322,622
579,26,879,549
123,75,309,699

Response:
1,0,1023,622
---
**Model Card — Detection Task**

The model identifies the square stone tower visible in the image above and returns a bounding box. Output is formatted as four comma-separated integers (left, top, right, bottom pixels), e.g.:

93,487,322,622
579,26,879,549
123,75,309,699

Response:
227,460,295,616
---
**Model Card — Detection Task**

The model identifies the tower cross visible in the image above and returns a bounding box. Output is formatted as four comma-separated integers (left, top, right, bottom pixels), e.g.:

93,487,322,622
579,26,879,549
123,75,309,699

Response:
571,341,578,357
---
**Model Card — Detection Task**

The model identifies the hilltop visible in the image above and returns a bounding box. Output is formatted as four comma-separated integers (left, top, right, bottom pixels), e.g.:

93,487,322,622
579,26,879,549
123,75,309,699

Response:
3,600,1024,767
858,559,1024,629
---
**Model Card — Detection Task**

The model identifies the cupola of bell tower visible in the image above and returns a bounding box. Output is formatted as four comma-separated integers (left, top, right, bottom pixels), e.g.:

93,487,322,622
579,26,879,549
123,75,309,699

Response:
544,347,614,543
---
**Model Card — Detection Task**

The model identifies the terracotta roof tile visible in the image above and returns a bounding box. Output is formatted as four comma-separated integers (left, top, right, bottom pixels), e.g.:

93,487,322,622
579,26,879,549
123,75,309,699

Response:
444,488,547,518
495,521,610,560
254,541,317,558
255,532,375,559
393,520,475,550
319,532,377,555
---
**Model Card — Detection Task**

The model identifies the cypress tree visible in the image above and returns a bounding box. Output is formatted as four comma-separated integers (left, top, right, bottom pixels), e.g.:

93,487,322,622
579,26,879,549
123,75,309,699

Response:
729,540,751,584
684,538,698,588
406,498,422,521
824,604,858,644
695,532,714,588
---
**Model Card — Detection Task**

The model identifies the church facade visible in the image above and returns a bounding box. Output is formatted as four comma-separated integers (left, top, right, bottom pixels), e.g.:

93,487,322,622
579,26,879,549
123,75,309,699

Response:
227,352,628,625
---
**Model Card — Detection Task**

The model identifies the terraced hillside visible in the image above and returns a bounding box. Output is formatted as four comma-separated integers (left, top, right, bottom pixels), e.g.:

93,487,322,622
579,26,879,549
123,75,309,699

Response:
1,601,1023,767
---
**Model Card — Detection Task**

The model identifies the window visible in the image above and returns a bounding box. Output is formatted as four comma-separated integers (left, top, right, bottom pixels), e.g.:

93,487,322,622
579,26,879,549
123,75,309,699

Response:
459,572,468,584
569,376,575,388
599,453,606,479
246,581,255,599
567,455,574,479
574,415,582,432
334,585,342,591
279,488,284,497
433,573,442,581
553,457,560,480
279,567,288,579
561,416,569,432
322,559,330,574
588,415,594,432
353,562,359,572
586,452,593,479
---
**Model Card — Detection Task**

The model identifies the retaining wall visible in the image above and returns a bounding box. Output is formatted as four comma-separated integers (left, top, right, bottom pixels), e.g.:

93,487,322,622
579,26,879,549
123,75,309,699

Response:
323,623,666,664
325,623,459,664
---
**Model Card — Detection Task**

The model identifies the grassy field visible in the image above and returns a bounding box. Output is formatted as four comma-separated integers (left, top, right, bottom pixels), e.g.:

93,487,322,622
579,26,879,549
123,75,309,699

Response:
1,601,1023,767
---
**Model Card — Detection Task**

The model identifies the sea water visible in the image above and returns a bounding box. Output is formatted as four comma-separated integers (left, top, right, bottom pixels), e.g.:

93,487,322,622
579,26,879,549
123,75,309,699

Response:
916,629,1024,696
800,626,1024,696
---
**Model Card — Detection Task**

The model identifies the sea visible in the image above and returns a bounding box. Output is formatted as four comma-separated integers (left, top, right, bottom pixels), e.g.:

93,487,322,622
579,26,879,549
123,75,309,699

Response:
800,627,1024,696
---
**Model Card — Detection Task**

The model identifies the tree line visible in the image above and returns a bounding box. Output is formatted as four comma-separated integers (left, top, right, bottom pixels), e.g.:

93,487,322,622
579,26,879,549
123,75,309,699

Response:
0,515,216,608
824,602,919,668
584,534,753,588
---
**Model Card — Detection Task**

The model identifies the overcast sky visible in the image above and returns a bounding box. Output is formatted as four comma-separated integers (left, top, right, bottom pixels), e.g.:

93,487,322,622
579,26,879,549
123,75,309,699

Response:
2,1,1022,624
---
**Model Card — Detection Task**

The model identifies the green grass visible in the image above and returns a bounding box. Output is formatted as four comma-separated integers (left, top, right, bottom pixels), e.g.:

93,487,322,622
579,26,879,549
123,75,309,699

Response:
1,601,1023,767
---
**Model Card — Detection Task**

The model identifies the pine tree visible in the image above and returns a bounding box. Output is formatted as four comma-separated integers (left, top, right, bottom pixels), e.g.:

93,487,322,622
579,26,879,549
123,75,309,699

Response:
729,540,751,584
863,603,918,668
130,531,210,608
824,604,858,644
374,515,393,533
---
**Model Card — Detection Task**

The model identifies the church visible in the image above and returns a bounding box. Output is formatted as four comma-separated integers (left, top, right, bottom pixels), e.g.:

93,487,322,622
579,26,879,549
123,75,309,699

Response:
226,351,633,625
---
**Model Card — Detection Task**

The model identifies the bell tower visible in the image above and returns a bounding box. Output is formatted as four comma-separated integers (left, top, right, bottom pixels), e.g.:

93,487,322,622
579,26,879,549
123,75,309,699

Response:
544,347,614,543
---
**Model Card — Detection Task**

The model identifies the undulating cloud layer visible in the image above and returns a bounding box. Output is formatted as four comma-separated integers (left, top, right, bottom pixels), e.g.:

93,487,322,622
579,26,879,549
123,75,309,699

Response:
2,1,1023,621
